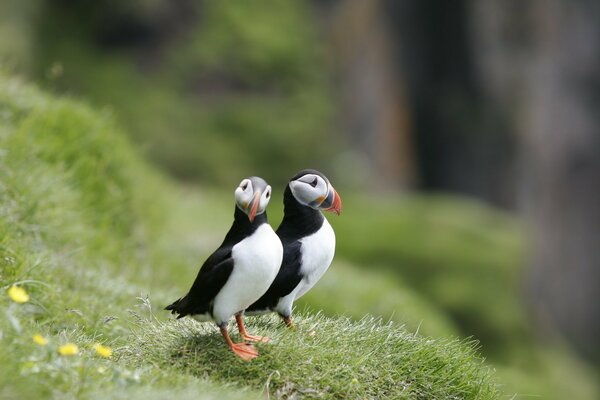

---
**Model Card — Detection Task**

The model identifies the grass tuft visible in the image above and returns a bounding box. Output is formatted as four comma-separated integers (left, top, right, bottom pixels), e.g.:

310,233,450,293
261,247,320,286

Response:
124,312,499,400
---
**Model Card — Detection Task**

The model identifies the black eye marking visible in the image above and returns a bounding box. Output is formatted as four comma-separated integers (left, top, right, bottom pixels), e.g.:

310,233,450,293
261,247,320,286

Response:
310,178,318,188
266,191,270,198
241,182,249,190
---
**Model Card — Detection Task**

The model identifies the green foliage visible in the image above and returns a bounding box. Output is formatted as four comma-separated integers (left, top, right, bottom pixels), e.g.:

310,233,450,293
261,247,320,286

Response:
28,0,336,185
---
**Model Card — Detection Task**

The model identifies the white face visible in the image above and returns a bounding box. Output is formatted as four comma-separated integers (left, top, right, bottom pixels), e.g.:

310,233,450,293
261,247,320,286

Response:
234,178,272,220
289,173,330,208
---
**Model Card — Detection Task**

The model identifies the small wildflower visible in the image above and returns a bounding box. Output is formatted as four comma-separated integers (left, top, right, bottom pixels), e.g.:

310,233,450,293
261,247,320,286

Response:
58,343,79,356
32,334,48,346
93,343,113,358
351,378,359,385
7,285,29,303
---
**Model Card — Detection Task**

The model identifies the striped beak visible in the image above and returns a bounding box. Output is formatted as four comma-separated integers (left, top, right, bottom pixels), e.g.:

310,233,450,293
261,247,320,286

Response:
247,191,261,222
318,186,342,215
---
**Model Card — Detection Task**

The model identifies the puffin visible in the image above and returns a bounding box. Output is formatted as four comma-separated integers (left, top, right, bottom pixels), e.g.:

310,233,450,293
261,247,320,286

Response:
246,169,342,327
165,176,283,360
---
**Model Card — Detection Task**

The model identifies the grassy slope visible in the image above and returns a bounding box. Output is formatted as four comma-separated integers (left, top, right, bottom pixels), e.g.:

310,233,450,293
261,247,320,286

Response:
332,194,527,352
0,75,500,399
162,192,599,400
323,196,599,399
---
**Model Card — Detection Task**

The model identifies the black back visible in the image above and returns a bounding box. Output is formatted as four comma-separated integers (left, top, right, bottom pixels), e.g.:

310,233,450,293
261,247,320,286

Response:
247,182,324,313
165,206,268,318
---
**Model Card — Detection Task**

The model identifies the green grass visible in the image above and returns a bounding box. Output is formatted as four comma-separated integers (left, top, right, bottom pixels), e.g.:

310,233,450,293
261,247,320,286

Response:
0,74,501,399
1,74,598,399
330,193,527,355
297,261,458,338
125,312,497,400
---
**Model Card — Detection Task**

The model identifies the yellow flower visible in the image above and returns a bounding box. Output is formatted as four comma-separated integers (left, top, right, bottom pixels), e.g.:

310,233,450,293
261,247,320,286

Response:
58,343,79,356
93,343,113,358
32,334,48,346
7,285,29,303
351,378,359,385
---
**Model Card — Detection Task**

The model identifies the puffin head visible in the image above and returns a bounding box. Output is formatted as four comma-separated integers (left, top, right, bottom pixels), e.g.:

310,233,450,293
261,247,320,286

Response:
235,176,272,223
288,169,342,215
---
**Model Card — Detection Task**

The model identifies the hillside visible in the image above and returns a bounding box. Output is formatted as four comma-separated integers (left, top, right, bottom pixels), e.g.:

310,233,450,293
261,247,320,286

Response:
0,75,500,399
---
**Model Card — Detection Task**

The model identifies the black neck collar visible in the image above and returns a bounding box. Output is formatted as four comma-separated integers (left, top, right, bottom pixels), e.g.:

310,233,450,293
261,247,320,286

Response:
222,206,268,246
276,185,324,239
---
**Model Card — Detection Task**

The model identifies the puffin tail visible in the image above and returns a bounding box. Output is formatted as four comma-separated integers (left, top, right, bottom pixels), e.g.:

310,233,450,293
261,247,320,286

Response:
165,296,188,318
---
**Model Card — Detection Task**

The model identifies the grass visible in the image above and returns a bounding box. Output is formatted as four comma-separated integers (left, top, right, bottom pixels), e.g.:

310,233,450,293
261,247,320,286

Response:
330,193,527,354
297,261,458,338
125,311,497,400
1,73,598,399
0,74,501,399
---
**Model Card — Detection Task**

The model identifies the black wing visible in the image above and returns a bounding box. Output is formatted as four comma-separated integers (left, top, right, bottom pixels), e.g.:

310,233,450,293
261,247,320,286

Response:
247,240,303,312
165,247,234,318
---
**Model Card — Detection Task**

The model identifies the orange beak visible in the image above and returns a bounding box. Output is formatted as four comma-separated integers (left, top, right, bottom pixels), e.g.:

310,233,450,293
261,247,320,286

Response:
247,191,261,222
322,188,342,216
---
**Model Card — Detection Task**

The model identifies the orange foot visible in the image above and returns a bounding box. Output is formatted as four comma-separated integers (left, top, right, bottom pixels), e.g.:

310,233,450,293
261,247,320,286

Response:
235,313,271,343
242,334,271,343
230,342,259,361
221,324,259,361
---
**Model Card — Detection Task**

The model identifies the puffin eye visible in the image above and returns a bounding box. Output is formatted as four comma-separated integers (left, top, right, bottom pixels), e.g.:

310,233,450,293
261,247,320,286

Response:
241,182,249,191
266,190,270,198
310,178,318,188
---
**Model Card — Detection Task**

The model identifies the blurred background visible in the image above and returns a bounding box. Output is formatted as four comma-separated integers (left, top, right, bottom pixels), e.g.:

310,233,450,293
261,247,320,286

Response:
1,0,599,398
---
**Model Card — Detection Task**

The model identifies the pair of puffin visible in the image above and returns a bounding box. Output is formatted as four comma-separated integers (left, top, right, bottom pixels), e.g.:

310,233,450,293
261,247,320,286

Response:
165,170,342,360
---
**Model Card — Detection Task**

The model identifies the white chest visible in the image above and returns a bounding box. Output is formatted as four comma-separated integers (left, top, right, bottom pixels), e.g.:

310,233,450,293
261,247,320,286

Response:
212,224,283,323
295,217,336,299
232,224,284,275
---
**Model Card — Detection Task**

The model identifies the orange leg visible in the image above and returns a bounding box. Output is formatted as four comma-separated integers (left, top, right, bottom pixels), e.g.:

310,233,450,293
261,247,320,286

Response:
235,313,270,343
219,324,258,361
